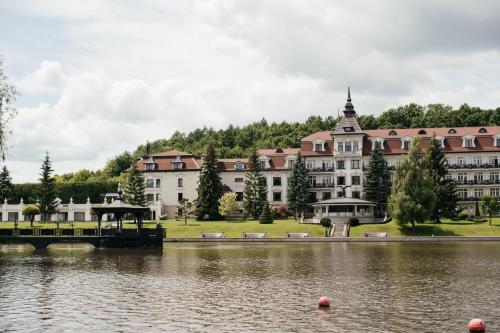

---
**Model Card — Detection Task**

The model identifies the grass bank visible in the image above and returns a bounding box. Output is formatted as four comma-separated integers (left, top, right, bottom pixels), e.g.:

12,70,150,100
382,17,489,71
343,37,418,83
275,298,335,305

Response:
163,219,325,238
349,218,500,237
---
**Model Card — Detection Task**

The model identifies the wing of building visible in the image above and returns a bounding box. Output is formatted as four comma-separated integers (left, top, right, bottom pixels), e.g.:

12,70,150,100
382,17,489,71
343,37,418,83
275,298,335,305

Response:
138,89,500,218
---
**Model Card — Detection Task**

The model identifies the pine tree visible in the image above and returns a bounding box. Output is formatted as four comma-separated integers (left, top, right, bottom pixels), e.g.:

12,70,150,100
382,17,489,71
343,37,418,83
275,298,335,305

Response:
124,162,147,206
389,138,436,230
287,152,309,218
363,146,391,217
243,148,268,219
424,135,458,223
37,152,58,222
0,165,12,202
195,140,223,220
259,200,273,224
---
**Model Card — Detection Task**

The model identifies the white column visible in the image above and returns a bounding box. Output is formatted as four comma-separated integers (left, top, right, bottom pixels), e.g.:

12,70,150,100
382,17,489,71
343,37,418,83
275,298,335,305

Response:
68,197,75,221
2,199,8,221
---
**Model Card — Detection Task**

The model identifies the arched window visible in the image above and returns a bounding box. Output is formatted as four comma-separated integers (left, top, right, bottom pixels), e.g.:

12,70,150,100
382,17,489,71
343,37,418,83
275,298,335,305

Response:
448,129,457,134
235,162,245,171
388,130,397,136
479,128,487,133
418,129,427,135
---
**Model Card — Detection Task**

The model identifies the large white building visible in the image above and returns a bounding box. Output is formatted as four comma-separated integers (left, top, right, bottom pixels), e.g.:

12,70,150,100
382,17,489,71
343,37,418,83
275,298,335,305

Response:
139,91,500,218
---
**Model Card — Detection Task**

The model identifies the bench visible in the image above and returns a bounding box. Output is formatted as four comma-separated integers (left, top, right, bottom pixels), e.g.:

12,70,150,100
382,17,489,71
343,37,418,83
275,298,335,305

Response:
286,232,311,238
242,232,267,239
201,232,224,239
364,232,389,238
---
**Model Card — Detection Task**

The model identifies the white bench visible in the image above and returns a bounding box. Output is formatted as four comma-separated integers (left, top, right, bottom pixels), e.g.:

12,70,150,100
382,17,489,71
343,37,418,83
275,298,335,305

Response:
364,232,389,238
201,232,224,238
242,232,267,239
287,232,311,238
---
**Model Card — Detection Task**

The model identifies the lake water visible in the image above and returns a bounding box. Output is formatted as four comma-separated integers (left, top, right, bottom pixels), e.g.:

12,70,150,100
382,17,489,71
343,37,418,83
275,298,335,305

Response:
0,242,499,332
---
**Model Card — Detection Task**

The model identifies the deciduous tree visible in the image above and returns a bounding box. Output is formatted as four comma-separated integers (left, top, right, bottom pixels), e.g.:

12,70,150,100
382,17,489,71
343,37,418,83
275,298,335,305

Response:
480,196,499,226
0,56,17,160
218,192,239,217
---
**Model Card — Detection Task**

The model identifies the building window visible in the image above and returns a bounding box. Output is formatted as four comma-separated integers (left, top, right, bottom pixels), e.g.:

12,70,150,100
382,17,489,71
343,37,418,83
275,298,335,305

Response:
177,178,183,187
351,160,360,169
458,189,468,199
458,172,468,182
146,179,154,188
177,193,183,202
147,194,155,202
236,192,243,201
156,179,161,188
315,143,323,152
235,162,245,171
457,157,466,165
490,188,500,197
145,164,155,171
306,160,316,169
337,142,344,153
495,138,500,147
322,192,331,200
352,176,360,185
337,191,344,198
337,160,345,169
490,156,499,166
490,172,499,181
235,177,244,183
273,177,282,186
308,176,316,186
337,176,345,185
259,161,267,170
156,193,161,201
309,192,317,202
273,192,282,202
474,188,483,198
474,172,483,182
173,162,183,170
321,160,331,170
353,141,359,152
403,140,410,150
288,160,296,169
352,191,360,199
473,156,482,166
464,138,475,148
374,141,382,149
345,141,352,152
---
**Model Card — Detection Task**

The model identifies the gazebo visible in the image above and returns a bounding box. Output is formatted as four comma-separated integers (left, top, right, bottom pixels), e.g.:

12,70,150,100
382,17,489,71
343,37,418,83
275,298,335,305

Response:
92,187,150,235
311,197,377,224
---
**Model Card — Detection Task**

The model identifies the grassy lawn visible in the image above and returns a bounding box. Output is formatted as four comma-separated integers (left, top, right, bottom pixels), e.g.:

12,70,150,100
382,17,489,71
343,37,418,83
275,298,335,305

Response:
349,218,500,237
0,221,161,229
163,219,325,238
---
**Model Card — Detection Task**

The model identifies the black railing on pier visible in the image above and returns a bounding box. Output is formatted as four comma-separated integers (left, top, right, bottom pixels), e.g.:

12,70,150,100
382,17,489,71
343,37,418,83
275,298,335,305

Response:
0,227,166,238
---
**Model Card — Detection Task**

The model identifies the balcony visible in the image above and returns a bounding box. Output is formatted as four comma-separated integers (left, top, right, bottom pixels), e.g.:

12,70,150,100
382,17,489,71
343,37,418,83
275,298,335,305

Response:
454,179,500,185
309,167,334,172
310,182,335,188
448,163,500,169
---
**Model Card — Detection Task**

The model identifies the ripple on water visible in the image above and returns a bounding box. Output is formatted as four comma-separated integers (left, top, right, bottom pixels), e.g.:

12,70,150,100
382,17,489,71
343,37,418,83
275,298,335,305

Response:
0,242,499,332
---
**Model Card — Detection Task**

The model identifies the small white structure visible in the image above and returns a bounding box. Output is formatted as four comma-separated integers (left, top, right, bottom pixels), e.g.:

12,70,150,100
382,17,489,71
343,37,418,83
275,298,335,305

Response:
312,197,376,224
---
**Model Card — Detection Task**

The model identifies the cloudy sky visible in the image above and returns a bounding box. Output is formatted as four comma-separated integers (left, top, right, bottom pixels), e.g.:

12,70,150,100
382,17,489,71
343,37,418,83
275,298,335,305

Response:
1,0,499,182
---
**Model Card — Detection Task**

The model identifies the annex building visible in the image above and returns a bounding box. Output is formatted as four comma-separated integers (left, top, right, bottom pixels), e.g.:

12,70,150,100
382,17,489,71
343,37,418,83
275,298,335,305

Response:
139,90,500,219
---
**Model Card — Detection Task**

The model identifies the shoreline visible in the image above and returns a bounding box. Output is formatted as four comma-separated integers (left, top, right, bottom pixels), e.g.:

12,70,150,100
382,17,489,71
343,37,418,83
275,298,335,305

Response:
164,236,500,242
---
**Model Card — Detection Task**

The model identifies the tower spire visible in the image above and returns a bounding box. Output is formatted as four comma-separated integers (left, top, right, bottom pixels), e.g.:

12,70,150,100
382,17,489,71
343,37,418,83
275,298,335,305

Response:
347,86,351,102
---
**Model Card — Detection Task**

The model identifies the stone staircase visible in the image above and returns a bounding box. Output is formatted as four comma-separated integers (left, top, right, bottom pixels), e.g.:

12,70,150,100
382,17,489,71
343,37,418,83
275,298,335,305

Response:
329,222,349,237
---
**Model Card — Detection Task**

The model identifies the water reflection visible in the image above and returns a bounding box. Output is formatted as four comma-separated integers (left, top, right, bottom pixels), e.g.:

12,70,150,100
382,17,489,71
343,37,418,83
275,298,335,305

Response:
0,242,499,332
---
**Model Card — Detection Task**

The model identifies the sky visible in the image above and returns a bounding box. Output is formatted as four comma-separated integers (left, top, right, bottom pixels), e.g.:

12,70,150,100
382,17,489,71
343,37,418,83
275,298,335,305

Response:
1,0,500,182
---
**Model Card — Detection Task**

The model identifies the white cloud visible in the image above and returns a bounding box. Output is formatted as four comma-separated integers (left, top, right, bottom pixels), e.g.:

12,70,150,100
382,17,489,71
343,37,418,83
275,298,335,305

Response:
1,0,500,182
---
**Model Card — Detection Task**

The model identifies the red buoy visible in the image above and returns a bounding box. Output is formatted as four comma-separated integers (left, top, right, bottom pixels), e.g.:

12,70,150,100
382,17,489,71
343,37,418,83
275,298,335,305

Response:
318,296,331,307
468,318,486,332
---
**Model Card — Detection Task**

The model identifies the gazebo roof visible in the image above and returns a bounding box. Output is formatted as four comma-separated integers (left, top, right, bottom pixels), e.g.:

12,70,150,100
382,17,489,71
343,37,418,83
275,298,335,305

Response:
312,197,376,207
92,186,150,215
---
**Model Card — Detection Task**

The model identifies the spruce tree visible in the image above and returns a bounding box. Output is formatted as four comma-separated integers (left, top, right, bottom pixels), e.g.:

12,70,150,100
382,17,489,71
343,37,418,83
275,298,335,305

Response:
389,138,436,230
243,148,268,219
424,136,458,222
287,152,309,218
363,146,391,217
124,162,147,206
195,140,223,220
37,152,58,222
0,165,12,202
259,200,273,224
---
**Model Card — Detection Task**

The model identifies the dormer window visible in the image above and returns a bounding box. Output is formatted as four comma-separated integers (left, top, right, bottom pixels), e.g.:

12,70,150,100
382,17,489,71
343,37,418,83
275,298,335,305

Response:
401,136,412,150
313,139,325,152
462,135,476,148
479,128,487,133
448,129,457,134
259,156,270,170
388,130,397,136
235,162,245,171
144,156,156,171
418,129,427,135
370,137,385,150
343,126,354,132
493,134,500,147
434,135,445,148
172,156,184,170
259,161,267,169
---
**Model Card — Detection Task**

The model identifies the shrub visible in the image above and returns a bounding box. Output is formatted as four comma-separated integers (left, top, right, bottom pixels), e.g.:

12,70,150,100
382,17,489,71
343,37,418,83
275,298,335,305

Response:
457,211,469,220
22,205,41,227
259,201,273,224
159,215,168,221
320,217,331,228
348,217,359,226
277,205,290,217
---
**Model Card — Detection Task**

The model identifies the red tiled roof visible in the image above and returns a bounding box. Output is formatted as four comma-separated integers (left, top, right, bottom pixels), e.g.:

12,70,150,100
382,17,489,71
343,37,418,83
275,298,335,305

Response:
151,150,191,157
257,148,300,155
301,131,333,142
365,126,500,139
